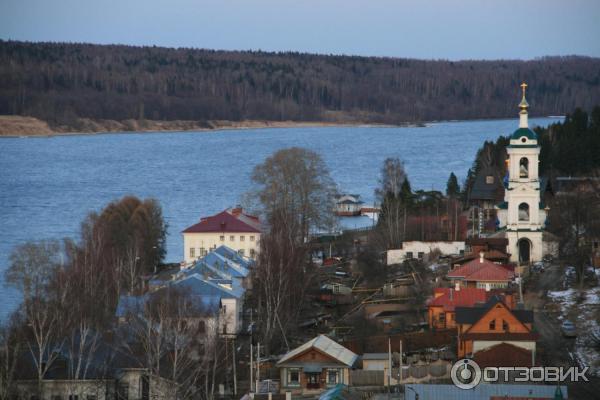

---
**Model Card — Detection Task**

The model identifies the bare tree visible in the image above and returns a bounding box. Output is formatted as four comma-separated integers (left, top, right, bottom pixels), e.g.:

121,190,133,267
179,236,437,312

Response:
119,287,226,400
249,147,336,352
5,240,67,398
547,177,600,286
375,158,412,250
0,315,22,400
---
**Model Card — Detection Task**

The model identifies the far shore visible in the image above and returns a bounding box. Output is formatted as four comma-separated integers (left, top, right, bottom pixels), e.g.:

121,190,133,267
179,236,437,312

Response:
0,115,414,138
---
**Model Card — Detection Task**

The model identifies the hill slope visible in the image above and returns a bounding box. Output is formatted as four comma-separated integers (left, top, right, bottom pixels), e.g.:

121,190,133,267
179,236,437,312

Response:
1,40,600,131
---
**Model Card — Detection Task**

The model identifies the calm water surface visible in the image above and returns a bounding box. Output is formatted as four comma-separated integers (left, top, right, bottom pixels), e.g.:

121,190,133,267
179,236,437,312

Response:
0,117,560,318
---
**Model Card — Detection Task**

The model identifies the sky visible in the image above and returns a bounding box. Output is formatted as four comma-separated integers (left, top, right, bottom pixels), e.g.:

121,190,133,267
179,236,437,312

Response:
1,0,600,60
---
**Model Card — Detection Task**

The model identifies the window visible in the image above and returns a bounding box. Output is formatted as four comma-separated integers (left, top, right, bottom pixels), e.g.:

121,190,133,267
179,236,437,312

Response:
68,396,79,400
230,235,235,241
593,241,599,250
502,319,509,331
238,249,245,256
406,252,414,259
87,396,97,400
250,235,255,242
200,247,207,257
220,235,225,242
519,157,529,178
489,319,496,330
189,247,195,258
240,235,245,242
328,369,339,385
418,252,424,259
287,368,300,386
250,249,256,258
518,203,530,221
439,313,446,322
485,175,494,184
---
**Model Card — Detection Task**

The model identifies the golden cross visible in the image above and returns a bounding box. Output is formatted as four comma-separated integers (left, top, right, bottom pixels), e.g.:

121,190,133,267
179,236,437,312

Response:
521,82,528,98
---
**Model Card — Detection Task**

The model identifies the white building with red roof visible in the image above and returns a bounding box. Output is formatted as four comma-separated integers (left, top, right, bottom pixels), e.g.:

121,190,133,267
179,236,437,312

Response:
182,207,261,263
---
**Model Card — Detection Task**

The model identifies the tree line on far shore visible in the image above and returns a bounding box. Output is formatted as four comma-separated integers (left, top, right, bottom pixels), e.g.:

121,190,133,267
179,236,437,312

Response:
2,40,600,130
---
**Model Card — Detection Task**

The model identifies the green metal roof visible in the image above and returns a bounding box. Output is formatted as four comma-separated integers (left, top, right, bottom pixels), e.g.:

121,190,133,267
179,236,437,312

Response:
511,127,538,141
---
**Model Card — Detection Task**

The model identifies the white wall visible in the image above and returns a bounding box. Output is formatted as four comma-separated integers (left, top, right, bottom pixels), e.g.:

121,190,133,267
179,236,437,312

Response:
473,340,536,354
221,297,241,335
183,232,260,263
387,241,465,265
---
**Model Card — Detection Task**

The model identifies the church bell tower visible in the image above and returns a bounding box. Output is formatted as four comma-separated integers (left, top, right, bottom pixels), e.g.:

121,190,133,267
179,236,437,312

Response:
501,83,545,264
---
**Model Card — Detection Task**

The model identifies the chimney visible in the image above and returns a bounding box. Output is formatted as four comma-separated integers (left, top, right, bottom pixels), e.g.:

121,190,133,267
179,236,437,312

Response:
479,252,485,263
231,205,243,216
455,282,461,291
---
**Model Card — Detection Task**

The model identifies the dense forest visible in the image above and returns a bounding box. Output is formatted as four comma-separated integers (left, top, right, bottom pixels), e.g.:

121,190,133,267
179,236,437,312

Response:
1,40,600,128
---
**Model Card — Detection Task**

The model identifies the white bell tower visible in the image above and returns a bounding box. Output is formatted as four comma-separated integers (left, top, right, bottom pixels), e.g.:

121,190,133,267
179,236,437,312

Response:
501,83,544,264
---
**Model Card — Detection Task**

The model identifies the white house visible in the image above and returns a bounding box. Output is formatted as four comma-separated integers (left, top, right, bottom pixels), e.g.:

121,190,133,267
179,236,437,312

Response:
496,83,546,264
387,241,465,265
182,207,261,263
334,194,364,216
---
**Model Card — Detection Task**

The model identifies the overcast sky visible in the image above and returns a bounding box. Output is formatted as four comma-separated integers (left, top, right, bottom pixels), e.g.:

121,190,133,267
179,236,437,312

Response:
2,0,600,60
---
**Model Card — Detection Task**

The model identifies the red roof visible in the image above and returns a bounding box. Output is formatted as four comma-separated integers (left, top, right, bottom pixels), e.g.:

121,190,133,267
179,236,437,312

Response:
182,208,261,233
448,257,514,282
428,288,488,312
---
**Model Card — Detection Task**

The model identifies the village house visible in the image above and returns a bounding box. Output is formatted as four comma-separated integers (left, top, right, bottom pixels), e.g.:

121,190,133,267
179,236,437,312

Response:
387,240,465,264
182,245,252,289
277,335,358,395
182,206,261,263
427,287,489,330
334,194,364,216
13,349,177,400
467,166,505,236
459,237,510,264
447,254,514,289
455,295,538,363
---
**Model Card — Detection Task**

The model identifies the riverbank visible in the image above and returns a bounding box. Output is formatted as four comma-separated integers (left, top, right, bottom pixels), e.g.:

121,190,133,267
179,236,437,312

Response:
0,115,409,137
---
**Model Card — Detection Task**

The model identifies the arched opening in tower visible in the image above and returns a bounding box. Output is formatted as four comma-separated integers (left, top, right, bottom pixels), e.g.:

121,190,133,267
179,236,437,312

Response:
518,203,530,221
518,238,531,264
519,157,529,178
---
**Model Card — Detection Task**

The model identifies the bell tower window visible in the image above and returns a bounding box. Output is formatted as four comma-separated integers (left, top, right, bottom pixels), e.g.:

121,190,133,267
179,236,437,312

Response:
519,158,529,178
518,203,530,221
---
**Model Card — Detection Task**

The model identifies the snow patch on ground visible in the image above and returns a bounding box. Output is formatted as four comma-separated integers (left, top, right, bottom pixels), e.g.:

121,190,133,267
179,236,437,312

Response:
547,285,600,376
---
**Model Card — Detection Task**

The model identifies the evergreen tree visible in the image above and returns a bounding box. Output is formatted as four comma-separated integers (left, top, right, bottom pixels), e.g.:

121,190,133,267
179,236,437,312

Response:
446,172,460,197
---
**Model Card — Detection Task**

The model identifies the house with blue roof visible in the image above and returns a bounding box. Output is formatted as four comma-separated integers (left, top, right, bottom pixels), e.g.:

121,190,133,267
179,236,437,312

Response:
172,273,244,335
182,245,252,289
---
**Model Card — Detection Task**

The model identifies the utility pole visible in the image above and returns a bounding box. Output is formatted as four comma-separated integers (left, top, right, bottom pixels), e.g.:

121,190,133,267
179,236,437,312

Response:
232,339,237,396
250,343,254,393
399,339,403,385
387,337,392,395
256,342,261,394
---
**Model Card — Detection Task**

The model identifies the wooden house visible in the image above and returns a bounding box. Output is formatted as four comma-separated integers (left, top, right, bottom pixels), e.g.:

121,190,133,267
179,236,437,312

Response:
277,335,358,395
455,296,537,362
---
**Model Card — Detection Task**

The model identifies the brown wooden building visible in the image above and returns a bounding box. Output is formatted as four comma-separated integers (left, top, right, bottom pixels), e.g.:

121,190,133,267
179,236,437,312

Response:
277,335,358,395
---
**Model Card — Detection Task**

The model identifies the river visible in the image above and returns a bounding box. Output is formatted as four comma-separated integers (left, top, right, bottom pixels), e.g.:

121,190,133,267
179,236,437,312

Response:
0,116,561,318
